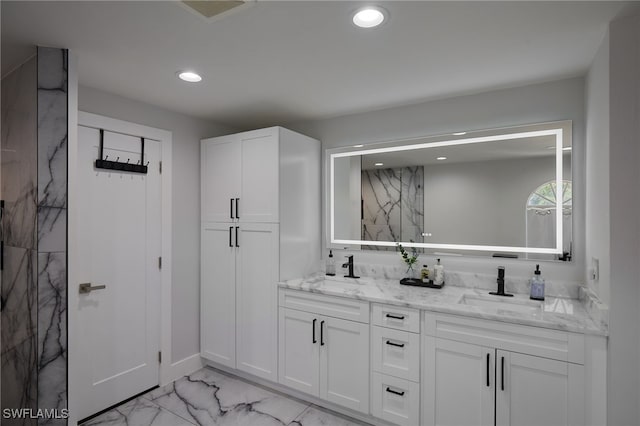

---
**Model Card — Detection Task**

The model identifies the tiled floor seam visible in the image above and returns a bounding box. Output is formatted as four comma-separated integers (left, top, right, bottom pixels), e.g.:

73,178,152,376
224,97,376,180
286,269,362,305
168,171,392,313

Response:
140,392,198,425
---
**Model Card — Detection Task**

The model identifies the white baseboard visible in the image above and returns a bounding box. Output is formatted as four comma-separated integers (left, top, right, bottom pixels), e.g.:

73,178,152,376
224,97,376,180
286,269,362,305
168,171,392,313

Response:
163,353,204,386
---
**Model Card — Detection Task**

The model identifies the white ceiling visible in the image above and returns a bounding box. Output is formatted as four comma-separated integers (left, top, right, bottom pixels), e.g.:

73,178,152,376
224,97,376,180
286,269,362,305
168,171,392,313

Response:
2,1,637,129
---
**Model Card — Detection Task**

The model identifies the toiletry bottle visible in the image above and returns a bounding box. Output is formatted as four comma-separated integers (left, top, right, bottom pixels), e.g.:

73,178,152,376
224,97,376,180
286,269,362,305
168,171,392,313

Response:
421,265,430,283
434,258,445,285
326,250,336,276
530,264,545,300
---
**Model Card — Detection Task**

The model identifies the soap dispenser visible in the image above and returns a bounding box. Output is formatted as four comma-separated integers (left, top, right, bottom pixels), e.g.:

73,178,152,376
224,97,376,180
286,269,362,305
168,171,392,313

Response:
326,250,336,276
433,259,445,285
530,264,545,301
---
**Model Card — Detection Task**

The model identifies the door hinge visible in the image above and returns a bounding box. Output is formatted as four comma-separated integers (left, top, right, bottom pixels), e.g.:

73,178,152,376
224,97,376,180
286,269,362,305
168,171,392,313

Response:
159,161,162,174
158,257,162,269
158,351,162,364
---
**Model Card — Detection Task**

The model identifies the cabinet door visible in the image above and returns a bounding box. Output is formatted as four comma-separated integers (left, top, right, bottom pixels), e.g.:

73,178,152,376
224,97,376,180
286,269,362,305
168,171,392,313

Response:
320,316,370,414
236,223,279,381
278,308,320,396
202,135,241,223
200,224,236,367
496,351,585,426
240,129,279,223
423,337,494,426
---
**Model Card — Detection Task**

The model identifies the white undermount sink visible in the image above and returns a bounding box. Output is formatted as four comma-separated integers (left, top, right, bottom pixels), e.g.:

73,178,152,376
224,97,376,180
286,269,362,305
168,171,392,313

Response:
459,294,543,315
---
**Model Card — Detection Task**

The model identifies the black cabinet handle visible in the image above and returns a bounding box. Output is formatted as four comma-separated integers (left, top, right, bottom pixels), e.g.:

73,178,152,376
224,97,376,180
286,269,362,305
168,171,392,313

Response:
229,227,233,247
486,353,490,387
312,318,317,344
386,340,405,348
235,226,239,248
235,198,240,219
320,320,325,346
385,313,405,320
230,198,234,219
501,356,505,391
386,387,405,397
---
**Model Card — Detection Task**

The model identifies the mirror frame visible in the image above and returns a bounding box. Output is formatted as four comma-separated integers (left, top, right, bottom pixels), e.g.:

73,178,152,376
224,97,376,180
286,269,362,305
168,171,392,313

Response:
327,121,572,255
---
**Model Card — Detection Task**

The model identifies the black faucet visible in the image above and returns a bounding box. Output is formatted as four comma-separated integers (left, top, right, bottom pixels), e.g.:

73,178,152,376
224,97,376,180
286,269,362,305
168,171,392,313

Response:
489,266,513,297
342,255,360,279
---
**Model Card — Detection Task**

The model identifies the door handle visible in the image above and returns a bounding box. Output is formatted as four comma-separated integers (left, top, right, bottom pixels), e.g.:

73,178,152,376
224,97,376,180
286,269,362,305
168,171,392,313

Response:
230,198,234,219
229,227,233,247
486,353,490,387
320,320,325,346
235,198,240,219
501,356,505,391
312,318,317,344
79,283,106,294
235,226,239,247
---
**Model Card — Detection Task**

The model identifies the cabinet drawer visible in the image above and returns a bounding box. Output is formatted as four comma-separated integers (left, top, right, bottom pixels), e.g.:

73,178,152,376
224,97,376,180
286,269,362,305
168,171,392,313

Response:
371,372,420,426
423,312,585,364
279,289,369,323
372,304,420,333
372,326,420,382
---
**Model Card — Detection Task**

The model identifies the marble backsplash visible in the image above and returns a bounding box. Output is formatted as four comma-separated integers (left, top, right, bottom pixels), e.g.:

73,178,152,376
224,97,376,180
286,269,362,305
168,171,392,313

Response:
318,258,609,327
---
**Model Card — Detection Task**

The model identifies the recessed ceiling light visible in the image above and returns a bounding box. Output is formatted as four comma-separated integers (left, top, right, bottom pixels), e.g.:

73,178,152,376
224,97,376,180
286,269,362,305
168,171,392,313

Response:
374,162,384,166
436,157,447,161
453,132,467,136
354,144,364,148
177,71,202,83
353,7,386,28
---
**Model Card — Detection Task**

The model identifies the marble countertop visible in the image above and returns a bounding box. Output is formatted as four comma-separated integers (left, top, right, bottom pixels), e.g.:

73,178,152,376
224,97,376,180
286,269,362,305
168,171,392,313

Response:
279,274,607,336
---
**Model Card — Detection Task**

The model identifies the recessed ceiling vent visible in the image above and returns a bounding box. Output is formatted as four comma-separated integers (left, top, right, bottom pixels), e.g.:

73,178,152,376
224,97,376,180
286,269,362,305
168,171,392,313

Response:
181,1,251,21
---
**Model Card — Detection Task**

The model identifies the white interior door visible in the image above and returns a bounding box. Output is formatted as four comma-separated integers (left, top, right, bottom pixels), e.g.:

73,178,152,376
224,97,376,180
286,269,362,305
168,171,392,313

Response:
76,125,161,420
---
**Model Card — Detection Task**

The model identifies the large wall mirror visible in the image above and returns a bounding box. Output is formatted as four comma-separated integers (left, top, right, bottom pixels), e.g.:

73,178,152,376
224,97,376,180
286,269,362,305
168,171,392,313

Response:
328,121,573,261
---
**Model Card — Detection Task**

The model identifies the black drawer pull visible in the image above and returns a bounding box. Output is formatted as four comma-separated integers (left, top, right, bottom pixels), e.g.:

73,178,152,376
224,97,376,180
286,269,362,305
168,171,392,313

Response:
386,340,405,348
229,227,233,247
235,198,240,219
386,387,405,396
385,313,405,320
230,198,234,219
235,226,239,248
320,320,325,346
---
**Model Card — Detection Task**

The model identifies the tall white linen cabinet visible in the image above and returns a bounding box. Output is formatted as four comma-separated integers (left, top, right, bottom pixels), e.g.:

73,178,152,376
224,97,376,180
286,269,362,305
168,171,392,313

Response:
200,126,321,382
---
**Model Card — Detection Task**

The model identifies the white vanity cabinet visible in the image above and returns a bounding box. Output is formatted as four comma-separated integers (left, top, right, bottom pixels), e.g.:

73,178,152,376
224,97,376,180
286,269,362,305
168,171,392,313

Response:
422,312,586,426
278,289,370,414
200,127,320,382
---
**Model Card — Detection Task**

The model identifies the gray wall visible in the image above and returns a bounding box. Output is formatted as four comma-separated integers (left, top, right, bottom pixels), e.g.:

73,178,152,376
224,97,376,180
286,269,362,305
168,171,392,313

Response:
607,13,640,426
290,77,586,281
585,33,611,306
78,86,235,362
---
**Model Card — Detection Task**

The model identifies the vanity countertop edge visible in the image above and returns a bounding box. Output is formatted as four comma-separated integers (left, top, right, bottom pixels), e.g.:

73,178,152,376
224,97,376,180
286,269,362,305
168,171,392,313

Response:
278,273,608,337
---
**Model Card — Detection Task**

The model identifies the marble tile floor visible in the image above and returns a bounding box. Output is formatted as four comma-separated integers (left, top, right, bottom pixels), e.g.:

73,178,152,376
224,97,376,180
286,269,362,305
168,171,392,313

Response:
82,367,371,426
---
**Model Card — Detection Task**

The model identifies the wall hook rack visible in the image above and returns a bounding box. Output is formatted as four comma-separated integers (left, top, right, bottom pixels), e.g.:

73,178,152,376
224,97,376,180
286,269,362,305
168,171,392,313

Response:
94,129,148,174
